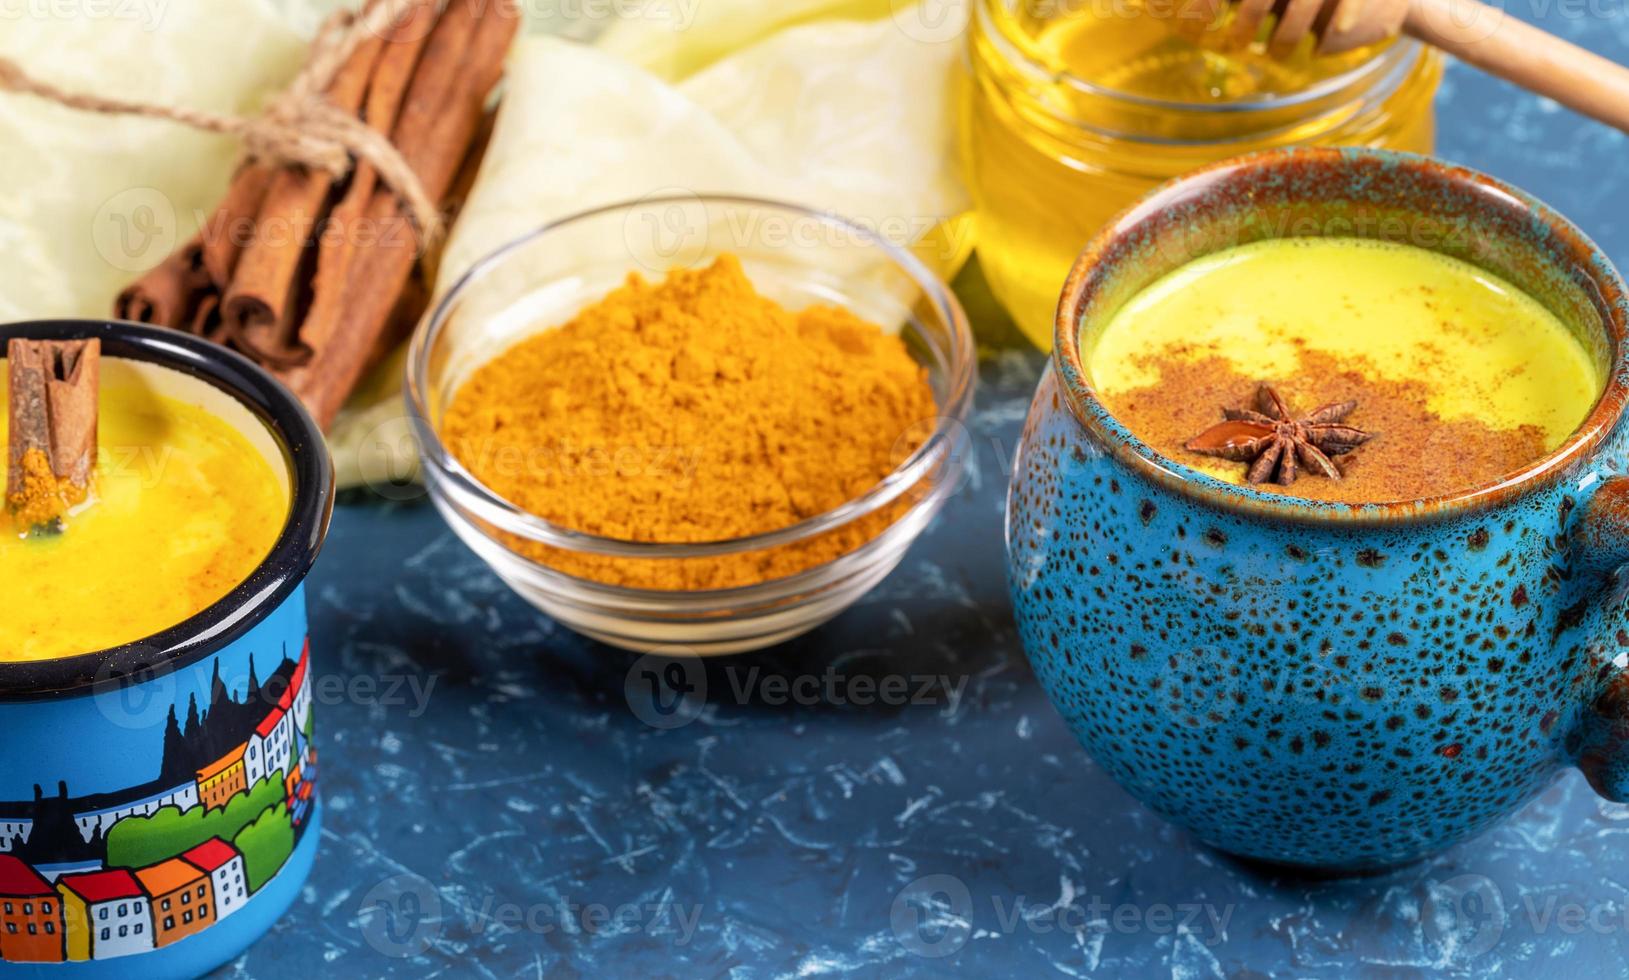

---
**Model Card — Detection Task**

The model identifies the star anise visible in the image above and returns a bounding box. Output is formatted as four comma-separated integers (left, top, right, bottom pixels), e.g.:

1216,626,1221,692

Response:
1184,384,1374,485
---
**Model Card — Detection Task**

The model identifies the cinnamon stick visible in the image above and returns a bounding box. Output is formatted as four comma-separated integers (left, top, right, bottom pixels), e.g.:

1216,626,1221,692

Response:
282,0,521,427
113,163,275,329
199,163,276,290
298,0,439,375
189,293,223,342
6,338,100,530
113,235,210,327
218,18,390,369
420,107,494,289
361,112,491,375
106,0,518,430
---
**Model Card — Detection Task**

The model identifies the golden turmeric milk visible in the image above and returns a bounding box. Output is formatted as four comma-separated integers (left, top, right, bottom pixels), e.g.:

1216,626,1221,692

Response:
1088,238,1602,502
1,360,288,661
964,0,1443,348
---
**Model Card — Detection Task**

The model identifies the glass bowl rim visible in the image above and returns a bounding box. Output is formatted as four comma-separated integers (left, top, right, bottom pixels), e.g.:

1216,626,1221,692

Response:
405,193,977,562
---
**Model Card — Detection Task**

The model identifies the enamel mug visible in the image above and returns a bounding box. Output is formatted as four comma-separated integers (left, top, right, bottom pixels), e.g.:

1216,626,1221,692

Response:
0,321,332,977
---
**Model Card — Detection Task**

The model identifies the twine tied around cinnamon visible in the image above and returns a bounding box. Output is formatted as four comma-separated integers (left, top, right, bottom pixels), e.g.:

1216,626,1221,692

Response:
0,0,443,246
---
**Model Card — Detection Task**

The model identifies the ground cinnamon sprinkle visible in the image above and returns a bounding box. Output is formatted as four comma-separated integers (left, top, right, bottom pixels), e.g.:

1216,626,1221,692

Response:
1104,349,1552,503
440,255,937,590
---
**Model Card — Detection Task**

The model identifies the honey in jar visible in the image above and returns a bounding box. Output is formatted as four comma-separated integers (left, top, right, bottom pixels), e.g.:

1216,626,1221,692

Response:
963,0,1443,348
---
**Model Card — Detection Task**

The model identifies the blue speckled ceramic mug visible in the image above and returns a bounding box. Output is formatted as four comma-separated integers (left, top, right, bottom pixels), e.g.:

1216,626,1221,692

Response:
1007,149,1629,871
0,321,332,977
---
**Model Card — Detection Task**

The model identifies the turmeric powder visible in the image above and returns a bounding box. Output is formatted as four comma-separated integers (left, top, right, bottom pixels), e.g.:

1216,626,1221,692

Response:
440,255,939,590
7,448,74,530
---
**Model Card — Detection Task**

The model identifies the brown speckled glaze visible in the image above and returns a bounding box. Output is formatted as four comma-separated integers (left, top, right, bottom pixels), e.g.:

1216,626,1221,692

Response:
1007,148,1629,870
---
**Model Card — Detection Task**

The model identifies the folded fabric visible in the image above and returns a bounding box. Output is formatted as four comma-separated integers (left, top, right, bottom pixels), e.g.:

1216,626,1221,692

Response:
596,0,900,81
0,0,307,321
436,13,970,297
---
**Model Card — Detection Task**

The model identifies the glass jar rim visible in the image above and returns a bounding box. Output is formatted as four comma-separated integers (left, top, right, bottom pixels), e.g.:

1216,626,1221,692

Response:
974,0,1424,121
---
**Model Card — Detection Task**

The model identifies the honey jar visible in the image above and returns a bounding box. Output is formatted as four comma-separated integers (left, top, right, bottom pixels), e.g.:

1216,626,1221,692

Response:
963,0,1443,348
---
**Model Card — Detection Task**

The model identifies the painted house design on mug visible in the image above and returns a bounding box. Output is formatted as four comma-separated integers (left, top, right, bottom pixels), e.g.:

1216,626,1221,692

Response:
0,642,317,964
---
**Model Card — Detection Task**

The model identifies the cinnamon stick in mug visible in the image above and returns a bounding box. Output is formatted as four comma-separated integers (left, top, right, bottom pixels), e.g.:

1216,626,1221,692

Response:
6,338,100,531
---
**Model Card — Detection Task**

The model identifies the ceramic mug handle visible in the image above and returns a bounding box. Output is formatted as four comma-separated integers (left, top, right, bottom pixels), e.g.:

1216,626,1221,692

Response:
1571,477,1629,800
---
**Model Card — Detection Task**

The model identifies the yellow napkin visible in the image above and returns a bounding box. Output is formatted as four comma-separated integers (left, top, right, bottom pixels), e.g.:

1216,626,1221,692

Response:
0,1,307,321
597,0,903,80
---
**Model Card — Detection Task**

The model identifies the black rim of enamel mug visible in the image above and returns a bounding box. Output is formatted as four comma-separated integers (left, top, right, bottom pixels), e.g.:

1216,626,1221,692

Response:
0,320,334,701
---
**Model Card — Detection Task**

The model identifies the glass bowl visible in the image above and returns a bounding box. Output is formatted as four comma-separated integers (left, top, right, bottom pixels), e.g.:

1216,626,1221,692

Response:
406,196,976,654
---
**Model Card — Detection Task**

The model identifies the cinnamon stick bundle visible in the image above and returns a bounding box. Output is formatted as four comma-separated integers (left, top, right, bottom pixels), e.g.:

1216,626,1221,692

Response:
6,338,100,531
218,26,390,369
290,0,443,382
284,0,517,426
112,0,520,429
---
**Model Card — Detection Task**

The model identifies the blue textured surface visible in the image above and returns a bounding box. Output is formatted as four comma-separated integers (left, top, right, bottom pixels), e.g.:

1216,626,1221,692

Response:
230,15,1629,979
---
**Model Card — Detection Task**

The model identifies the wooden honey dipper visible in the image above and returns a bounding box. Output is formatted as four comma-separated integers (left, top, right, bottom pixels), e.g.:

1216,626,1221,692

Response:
1171,0,1629,133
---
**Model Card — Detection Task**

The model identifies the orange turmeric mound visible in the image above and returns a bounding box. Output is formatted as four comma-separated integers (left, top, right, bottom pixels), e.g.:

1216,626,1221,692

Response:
440,255,938,590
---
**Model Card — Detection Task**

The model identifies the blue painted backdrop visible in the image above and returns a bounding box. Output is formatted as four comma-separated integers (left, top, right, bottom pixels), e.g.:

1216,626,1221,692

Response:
234,9,1629,978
